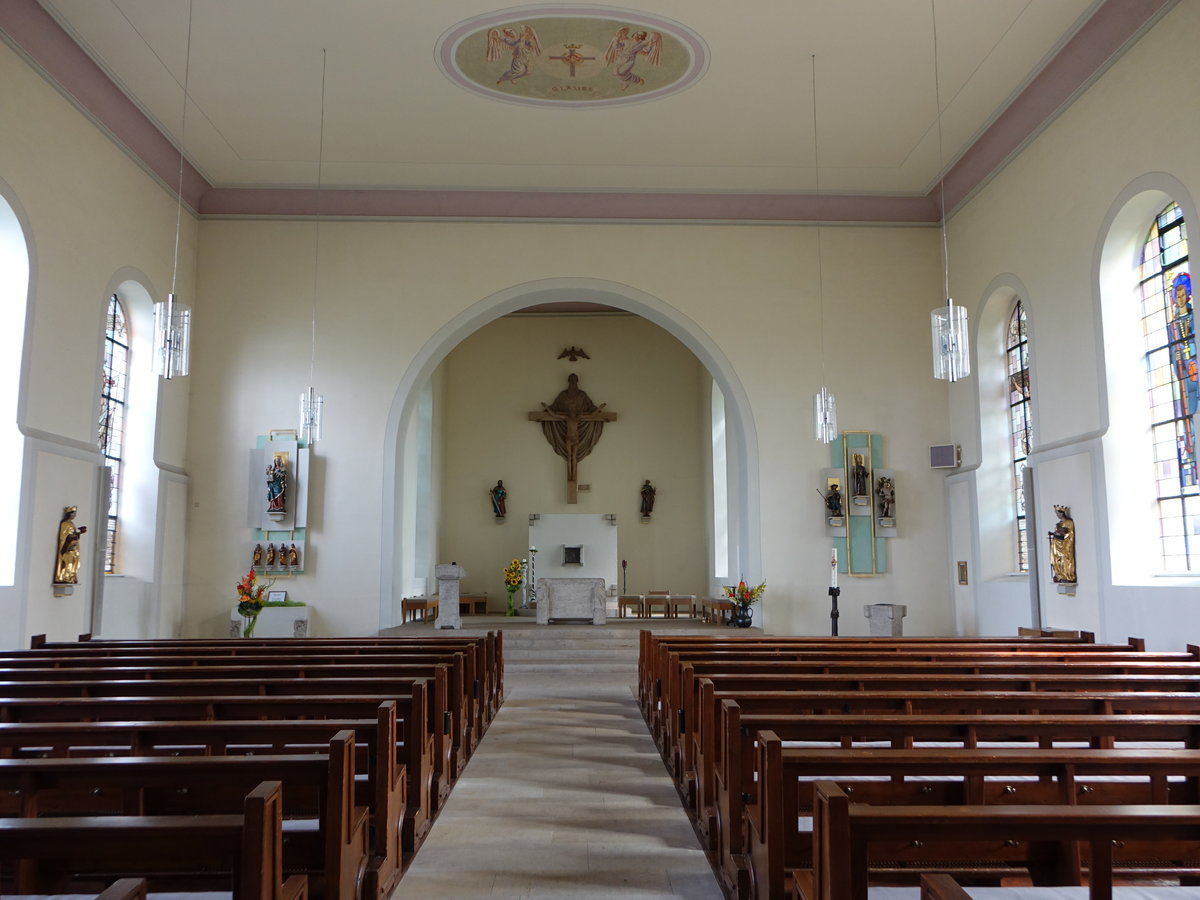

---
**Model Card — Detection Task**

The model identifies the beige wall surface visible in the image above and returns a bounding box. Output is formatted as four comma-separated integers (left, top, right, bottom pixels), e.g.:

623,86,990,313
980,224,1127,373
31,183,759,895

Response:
189,217,952,637
438,315,708,604
944,1,1200,646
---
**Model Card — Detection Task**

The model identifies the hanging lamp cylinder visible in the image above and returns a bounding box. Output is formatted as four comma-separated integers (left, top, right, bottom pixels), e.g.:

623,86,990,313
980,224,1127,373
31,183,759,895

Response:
299,386,324,444
814,385,838,444
153,293,190,379
931,297,970,382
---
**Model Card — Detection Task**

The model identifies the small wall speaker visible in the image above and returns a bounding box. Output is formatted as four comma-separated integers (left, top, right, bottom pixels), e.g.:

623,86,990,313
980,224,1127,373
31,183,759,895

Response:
929,444,960,469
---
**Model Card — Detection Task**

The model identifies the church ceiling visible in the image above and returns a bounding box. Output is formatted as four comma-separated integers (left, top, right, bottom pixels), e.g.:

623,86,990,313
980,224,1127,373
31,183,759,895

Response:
9,1,1174,220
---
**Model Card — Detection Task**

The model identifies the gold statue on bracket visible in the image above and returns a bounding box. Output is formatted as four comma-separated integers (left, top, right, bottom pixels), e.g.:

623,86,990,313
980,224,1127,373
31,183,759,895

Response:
53,506,87,585
1047,505,1077,584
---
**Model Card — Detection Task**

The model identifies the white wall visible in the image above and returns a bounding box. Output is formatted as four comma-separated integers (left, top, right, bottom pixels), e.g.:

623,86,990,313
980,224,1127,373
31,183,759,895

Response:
946,1,1200,647
0,40,193,647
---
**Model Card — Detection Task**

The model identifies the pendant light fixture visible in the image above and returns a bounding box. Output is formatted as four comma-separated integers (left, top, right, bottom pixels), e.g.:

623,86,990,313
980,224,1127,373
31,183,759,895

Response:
810,54,838,443
154,0,194,380
928,1,970,383
299,49,328,444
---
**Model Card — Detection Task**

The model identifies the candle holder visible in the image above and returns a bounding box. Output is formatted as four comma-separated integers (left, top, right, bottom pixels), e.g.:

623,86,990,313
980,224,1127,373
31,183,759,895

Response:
828,586,841,637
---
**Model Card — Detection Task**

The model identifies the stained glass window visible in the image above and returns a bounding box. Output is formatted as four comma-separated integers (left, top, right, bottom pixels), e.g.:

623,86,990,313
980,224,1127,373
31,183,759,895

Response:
98,295,128,574
1006,299,1032,571
1138,202,1198,572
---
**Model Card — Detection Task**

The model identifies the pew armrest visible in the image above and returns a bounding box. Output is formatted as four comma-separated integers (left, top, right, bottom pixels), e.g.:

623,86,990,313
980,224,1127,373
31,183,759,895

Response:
920,874,972,900
96,879,148,900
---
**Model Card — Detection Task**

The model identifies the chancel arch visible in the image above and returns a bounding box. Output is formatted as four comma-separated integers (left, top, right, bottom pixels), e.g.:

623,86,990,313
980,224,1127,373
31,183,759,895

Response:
379,277,760,630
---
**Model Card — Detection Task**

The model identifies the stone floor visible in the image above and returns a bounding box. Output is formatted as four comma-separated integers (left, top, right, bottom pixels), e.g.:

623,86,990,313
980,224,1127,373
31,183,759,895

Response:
388,669,725,899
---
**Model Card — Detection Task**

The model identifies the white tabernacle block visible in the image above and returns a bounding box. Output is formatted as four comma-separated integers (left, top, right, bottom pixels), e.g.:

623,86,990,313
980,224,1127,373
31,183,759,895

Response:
536,577,607,625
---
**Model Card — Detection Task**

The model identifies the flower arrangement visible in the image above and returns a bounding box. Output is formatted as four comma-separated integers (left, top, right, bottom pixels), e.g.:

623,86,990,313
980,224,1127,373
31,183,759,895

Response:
235,568,273,637
502,558,524,617
723,579,766,608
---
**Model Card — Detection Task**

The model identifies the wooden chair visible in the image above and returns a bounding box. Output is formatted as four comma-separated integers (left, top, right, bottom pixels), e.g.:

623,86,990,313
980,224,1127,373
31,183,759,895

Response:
644,591,671,618
666,594,697,618
401,597,438,623
617,595,645,618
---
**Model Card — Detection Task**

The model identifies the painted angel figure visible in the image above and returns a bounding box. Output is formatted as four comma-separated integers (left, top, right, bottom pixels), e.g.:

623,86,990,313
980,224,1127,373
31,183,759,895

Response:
604,27,662,88
486,24,543,85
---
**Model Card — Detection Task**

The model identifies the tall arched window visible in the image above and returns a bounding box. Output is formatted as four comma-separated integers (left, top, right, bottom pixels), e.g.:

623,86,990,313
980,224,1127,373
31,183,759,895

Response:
98,295,129,574
1006,299,1032,571
1138,202,1198,571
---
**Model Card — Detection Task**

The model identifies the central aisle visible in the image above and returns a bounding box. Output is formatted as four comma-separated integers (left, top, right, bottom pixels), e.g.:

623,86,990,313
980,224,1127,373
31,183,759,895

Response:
390,670,724,899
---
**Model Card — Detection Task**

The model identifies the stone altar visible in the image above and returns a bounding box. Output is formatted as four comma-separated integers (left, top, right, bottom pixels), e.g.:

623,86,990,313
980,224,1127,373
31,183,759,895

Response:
536,577,607,625
435,563,466,630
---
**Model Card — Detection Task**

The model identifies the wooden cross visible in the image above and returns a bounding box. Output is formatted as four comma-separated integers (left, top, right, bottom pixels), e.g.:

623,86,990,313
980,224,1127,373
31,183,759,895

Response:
528,373,617,503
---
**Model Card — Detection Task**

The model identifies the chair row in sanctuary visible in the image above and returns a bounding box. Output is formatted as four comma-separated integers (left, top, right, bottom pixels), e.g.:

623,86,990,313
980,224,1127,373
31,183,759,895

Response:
637,631,1200,899
0,632,505,900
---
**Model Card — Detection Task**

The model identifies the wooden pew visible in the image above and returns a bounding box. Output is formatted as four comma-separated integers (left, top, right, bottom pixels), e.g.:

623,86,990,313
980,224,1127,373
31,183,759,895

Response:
803,781,1200,900
0,661,464,791
25,633,505,727
667,668,1200,797
637,632,1117,716
0,670,455,810
691,683,1200,851
0,779,307,900
0,710,406,899
0,691,433,863
664,653,1200,776
737,725,1200,899
0,732,367,900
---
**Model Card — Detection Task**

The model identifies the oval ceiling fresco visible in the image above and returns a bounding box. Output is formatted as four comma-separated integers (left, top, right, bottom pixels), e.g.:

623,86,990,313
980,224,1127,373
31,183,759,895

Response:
437,6,708,107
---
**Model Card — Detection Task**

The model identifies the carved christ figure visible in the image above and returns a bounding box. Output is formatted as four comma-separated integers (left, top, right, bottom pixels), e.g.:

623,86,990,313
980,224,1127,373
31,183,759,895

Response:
529,373,617,503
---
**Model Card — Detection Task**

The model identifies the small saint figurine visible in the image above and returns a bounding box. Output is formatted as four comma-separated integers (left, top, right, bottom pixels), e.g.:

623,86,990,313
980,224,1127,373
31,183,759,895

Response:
876,476,895,519
640,480,656,517
490,480,507,517
252,544,263,567
1048,505,1077,584
824,483,844,519
265,543,276,567
851,454,868,497
287,543,300,568
53,506,87,585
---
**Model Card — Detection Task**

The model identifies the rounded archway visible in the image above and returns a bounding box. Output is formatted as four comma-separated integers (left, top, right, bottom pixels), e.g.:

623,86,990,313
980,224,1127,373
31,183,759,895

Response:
378,276,761,628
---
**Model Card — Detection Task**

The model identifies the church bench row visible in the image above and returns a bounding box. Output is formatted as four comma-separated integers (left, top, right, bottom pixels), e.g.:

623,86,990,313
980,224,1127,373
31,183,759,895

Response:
0,659,469,784
800,780,1200,900
637,632,1127,712
637,633,1157,738
0,690,430,889
0,731,366,900
7,650,490,772
693,686,1200,871
643,639,1188,756
0,671,455,808
24,632,505,730
664,668,1200,806
729,721,1200,899
0,710,407,897
688,685,1200,896
0,779,305,900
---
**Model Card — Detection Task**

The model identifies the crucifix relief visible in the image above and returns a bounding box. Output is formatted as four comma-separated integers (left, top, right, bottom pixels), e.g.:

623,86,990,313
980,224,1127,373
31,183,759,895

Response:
529,373,617,503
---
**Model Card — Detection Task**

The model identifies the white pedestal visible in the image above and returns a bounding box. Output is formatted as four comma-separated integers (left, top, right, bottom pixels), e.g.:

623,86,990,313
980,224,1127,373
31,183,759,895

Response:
536,577,607,625
863,603,906,636
435,563,466,630
229,605,310,638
